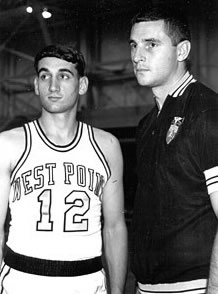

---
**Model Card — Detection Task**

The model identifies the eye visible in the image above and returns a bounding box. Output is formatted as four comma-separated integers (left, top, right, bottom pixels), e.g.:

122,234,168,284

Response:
58,73,71,80
150,42,157,48
145,40,158,49
129,42,137,50
39,73,50,80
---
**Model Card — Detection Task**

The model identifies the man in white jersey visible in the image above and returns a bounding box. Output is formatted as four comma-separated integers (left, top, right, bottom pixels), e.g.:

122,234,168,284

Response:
0,44,128,294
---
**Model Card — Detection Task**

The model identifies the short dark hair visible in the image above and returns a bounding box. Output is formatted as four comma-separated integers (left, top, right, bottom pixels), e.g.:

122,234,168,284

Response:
34,44,86,77
131,5,191,46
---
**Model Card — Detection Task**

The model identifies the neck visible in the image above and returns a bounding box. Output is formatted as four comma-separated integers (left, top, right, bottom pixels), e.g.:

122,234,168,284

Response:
39,112,78,145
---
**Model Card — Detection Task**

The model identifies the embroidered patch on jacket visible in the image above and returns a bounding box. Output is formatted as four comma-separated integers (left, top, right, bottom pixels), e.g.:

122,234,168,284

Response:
166,117,184,144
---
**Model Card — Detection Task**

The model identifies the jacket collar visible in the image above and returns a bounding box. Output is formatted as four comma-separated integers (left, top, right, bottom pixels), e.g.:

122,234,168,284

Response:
169,71,196,98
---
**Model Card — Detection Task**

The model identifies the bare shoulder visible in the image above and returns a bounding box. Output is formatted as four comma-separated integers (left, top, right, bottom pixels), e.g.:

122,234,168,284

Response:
0,127,26,168
92,127,121,151
0,126,25,144
92,127,123,166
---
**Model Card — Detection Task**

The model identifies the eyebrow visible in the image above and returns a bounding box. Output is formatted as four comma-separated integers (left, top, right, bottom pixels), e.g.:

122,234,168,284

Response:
129,38,160,44
143,38,159,43
38,68,75,76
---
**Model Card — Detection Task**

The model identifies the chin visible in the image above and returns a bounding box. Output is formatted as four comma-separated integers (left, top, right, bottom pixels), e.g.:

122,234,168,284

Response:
135,72,151,86
136,77,152,87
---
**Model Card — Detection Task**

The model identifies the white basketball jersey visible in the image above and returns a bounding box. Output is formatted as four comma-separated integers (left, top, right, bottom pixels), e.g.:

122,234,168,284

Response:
7,120,111,261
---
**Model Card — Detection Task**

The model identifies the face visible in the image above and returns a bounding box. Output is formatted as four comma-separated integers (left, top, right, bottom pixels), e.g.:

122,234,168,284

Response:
129,20,179,90
34,57,88,114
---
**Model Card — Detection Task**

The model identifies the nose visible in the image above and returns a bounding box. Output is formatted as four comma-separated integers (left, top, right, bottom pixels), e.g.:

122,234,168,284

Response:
132,46,146,64
49,77,60,92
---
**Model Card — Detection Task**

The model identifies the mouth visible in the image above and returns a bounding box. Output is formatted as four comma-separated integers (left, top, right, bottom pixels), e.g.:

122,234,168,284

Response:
48,96,62,101
136,68,149,72
135,68,150,77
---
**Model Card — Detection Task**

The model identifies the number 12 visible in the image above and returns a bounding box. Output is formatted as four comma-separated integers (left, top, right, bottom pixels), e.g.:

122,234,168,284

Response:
37,189,90,232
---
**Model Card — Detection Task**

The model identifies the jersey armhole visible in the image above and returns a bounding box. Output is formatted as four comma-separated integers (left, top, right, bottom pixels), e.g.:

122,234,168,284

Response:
10,123,32,183
87,125,111,180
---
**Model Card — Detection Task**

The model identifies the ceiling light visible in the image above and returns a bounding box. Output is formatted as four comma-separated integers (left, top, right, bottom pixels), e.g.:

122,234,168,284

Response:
42,7,52,19
26,6,33,13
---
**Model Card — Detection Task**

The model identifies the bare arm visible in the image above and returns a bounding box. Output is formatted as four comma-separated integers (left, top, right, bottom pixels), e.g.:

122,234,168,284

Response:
0,127,25,267
207,191,218,294
101,133,128,294
0,132,14,267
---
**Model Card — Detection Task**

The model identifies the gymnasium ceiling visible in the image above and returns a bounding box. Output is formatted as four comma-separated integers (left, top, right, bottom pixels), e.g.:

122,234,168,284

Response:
1,0,210,34
0,0,216,43
0,0,141,35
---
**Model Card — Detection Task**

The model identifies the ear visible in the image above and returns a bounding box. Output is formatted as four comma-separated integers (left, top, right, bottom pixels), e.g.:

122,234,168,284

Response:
34,77,40,96
79,76,89,95
177,40,191,62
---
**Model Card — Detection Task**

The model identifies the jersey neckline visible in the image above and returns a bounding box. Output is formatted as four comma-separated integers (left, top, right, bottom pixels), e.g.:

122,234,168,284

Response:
33,119,83,152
